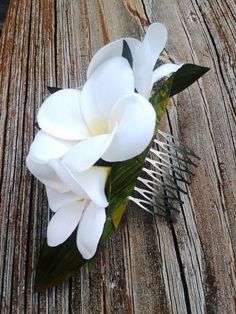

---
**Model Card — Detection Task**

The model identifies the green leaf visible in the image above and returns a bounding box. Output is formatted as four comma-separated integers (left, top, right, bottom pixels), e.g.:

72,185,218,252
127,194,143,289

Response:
34,70,173,291
150,77,173,121
108,152,147,227
47,86,62,94
111,200,128,229
94,158,112,167
122,40,133,68
35,230,85,291
169,64,210,97
87,256,96,271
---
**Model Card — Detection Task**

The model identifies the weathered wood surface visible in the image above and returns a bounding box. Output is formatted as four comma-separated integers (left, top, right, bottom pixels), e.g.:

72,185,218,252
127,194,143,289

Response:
0,0,235,313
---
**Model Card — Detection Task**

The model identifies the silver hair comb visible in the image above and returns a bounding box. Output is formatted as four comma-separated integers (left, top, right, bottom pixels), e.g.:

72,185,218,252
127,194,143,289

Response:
129,130,200,222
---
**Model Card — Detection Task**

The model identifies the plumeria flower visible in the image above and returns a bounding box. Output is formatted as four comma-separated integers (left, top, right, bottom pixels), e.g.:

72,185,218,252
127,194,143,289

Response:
46,188,107,259
27,144,110,258
87,23,182,98
26,56,156,259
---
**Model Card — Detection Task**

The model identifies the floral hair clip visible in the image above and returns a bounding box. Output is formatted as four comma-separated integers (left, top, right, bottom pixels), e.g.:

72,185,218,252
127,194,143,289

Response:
26,23,209,291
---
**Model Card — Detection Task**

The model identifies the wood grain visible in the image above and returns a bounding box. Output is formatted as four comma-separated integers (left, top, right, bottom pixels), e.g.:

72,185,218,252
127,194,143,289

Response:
0,0,235,313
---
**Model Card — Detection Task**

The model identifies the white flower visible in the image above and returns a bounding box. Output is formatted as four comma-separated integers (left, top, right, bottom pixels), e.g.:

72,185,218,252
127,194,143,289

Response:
87,23,182,98
26,56,156,259
27,147,110,258
46,188,107,260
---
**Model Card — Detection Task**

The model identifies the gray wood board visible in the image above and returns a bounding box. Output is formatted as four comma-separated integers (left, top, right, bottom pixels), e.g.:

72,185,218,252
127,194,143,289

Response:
0,0,235,313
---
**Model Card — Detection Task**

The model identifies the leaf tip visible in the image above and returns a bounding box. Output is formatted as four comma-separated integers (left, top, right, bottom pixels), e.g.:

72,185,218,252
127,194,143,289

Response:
47,86,62,94
122,40,133,68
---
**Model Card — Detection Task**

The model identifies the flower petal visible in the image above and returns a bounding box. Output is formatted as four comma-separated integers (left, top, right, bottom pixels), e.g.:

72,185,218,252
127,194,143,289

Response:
28,130,76,163
81,57,134,136
49,160,109,207
132,43,153,97
73,166,110,207
151,63,183,87
46,187,83,212
76,202,106,259
49,159,87,197
62,129,116,172
87,38,140,78
143,23,167,67
38,89,91,140
133,23,167,96
47,199,86,247
26,155,69,192
103,94,156,161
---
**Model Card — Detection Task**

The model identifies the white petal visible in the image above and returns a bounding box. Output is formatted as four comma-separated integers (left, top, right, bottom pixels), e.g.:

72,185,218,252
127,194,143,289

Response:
28,130,76,163
103,94,156,161
76,202,106,259
87,38,140,78
49,159,88,197
73,166,110,207
38,89,91,140
26,155,69,192
49,160,109,207
46,187,83,212
81,57,134,135
62,130,116,172
151,63,183,87
133,23,167,96
133,42,153,97
143,23,167,67
47,199,86,247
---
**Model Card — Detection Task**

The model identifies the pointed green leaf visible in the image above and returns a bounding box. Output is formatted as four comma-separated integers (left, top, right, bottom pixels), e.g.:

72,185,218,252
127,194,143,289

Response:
47,86,62,94
87,256,96,271
95,158,112,167
122,40,133,68
111,200,128,229
169,64,210,96
35,230,85,292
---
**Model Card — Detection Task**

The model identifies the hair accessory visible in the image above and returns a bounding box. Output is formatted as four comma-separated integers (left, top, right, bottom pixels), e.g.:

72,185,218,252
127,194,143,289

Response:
26,23,209,290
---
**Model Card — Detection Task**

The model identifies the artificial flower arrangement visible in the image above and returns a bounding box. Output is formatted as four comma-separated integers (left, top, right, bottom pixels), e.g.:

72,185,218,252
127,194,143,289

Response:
26,23,209,291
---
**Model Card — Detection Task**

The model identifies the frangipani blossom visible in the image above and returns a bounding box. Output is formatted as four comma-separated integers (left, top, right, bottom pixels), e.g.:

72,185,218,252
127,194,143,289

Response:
36,57,156,169
87,23,182,98
27,146,110,258
46,188,106,259
26,134,110,207
26,56,156,259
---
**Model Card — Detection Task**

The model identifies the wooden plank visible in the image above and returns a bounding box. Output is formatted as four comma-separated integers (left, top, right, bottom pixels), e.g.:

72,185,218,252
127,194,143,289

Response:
0,0,235,313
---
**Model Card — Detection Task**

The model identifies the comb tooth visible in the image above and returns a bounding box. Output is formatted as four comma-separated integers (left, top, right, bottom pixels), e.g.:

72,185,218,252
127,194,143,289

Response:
131,131,200,221
145,158,191,183
137,177,184,203
134,186,157,200
129,196,163,215
129,196,180,217
144,168,189,190
142,168,188,194
157,130,200,160
129,196,157,215
148,157,193,179
151,145,198,169
149,147,193,170
134,187,181,211
154,138,196,161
